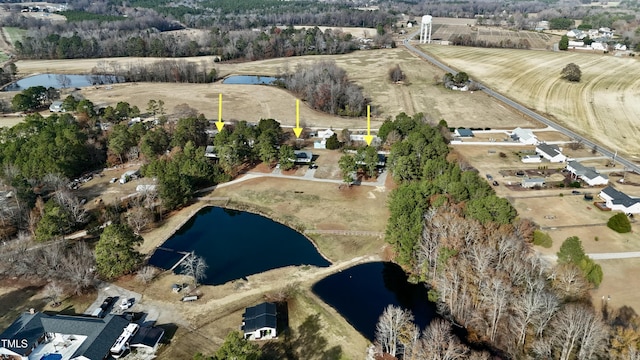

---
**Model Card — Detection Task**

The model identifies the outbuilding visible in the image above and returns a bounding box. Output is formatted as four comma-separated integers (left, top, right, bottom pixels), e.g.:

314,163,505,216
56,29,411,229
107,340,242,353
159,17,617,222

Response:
242,302,277,340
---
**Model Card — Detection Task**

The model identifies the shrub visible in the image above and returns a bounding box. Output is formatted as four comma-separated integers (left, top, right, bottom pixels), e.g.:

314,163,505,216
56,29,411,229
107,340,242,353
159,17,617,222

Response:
607,213,632,233
325,133,341,150
533,230,553,248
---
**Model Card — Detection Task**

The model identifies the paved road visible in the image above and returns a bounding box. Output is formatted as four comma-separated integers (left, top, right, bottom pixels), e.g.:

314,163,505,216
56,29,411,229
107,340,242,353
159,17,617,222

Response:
588,252,640,260
402,31,640,174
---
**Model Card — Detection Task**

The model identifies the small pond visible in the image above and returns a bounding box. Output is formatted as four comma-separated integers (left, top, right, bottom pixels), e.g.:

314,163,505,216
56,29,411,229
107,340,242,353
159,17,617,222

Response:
312,261,438,341
222,75,278,85
4,73,124,91
147,206,330,285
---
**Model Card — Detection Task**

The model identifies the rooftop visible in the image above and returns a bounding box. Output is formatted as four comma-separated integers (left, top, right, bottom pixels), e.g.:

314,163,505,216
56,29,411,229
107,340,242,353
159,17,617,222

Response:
242,302,277,333
601,186,640,207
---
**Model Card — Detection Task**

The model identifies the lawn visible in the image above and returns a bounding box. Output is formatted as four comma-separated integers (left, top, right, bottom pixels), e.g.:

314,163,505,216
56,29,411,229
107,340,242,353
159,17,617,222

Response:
420,44,640,158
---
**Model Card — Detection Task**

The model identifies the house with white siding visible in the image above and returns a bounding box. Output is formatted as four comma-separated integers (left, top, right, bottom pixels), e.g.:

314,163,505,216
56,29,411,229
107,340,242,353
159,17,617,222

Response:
599,186,640,214
566,160,608,186
510,128,538,145
536,143,567,163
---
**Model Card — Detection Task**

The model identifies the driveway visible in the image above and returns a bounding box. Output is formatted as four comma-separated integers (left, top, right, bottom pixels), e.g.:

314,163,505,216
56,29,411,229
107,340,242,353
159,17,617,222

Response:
84,282,148,323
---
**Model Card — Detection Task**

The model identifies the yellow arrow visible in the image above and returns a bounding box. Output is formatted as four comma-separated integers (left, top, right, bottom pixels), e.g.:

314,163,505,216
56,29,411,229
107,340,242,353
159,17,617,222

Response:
293,99,303,138
215,93,224,132
364,105,374,146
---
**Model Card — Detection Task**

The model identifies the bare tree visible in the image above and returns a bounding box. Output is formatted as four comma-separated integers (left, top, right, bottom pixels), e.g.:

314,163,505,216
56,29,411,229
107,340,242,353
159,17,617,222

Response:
551,303,607,360
54,190,88,224
135,265,158,284
61,241,96,294
126,205,154,234
418,319,468,360
180,252,208,287
398,322,421,360
551,263,590,301
44,281,64,306
374,305,414,357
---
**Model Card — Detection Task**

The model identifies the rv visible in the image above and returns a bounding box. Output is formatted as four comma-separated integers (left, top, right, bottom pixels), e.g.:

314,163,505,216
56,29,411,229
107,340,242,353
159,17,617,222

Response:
110,323,140,359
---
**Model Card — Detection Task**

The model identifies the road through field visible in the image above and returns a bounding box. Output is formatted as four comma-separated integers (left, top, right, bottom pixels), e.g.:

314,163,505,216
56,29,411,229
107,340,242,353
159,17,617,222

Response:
402,32,640,174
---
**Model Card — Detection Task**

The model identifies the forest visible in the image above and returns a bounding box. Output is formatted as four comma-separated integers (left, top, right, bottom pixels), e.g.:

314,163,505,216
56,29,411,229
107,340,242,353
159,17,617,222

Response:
377,113,638,359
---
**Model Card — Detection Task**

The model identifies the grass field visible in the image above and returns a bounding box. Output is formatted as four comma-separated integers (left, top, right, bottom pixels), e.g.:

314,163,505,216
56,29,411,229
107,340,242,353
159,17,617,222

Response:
420,45,640,159
3,27,26,45
11,48,537,130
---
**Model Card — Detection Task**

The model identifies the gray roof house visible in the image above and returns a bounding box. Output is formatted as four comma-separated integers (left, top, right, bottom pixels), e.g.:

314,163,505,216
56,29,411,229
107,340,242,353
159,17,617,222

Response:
566,161,608,186
599,186,640,214
521,177,546,188
242,302,277,340
536,143,567,163
511,127,538,145
130,326,165,352
0,311,130,360
291,150,313,163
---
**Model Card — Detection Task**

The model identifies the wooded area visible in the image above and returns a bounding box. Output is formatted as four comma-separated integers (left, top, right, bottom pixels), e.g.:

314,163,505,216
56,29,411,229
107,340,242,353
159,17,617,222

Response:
380,114,639,359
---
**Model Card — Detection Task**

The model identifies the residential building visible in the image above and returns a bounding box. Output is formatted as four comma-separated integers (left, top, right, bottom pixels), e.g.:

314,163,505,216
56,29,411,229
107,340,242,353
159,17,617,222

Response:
599,186,640,214
242,302,277,340
510,127,538,145
204,145,218,158
521,155,542,163
49,101,65,113
314,129,335,149
536,143,567,163
522,177,546,188
0,311,130,360
566,161,609,186
292,150,313,163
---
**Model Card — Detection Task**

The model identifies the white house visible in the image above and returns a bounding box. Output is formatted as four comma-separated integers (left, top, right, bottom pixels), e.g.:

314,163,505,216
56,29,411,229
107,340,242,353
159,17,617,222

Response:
522,155,542,163
599,186,640,214
536,143,567,163
566,160,609,186
511,127,538,145
522,177,546,188
314,129,335,149
291,150,313,163
0,311,131,360
615,43,628,51
242,302,277,340
590,42,607,51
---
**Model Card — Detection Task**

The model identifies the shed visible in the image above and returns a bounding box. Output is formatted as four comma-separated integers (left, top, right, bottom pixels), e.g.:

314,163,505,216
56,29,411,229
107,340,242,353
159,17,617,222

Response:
242,302,277,340
454,128,474,137
130,327,165,352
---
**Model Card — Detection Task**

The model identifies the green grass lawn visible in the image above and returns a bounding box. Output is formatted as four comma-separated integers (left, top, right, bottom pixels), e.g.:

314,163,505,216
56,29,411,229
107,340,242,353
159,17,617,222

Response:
3,27,26,44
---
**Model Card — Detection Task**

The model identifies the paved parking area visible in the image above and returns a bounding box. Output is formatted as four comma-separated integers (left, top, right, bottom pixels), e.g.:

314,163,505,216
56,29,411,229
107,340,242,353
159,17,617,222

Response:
84,282,152,323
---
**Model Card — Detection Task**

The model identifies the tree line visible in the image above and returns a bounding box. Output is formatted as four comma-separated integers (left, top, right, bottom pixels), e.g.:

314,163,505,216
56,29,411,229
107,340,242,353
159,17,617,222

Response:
379,113,639,359
279,60,368,117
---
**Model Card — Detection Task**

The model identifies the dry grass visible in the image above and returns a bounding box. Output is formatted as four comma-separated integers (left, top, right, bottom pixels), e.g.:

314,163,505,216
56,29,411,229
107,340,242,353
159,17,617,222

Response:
421,45,640,159
10,48,538,130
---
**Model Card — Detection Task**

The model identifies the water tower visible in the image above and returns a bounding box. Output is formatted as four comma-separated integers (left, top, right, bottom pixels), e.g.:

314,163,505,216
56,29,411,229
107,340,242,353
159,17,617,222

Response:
420,15,432,44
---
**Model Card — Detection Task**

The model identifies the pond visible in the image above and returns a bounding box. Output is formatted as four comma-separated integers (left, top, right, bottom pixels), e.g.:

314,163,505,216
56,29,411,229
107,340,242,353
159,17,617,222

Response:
147,206,331,285
222,75,278,85
3,73,124,91
312,262,439,341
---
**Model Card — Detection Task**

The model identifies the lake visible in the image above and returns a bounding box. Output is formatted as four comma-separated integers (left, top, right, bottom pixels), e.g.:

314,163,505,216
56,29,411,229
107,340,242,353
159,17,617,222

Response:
222,75,278,85
312,262,438,341
147,207,330,285
3,74,124,91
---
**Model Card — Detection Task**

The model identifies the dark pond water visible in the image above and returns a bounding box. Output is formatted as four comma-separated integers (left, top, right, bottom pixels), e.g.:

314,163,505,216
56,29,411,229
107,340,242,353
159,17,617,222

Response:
147,207,330,285
312,261,438,341
222,75,278,85
4,73,124,91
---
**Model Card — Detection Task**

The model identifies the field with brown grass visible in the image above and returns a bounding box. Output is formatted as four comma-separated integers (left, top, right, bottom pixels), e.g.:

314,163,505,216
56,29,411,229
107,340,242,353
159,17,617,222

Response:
6,48,538,130
421,45,640,159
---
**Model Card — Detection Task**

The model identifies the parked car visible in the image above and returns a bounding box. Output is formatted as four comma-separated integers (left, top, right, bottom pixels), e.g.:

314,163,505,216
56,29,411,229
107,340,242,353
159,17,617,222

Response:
572,190,581,195
119,298,134,310
100,296,116,311
492,180,499,186
109,177,118,183
486,174,493,180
